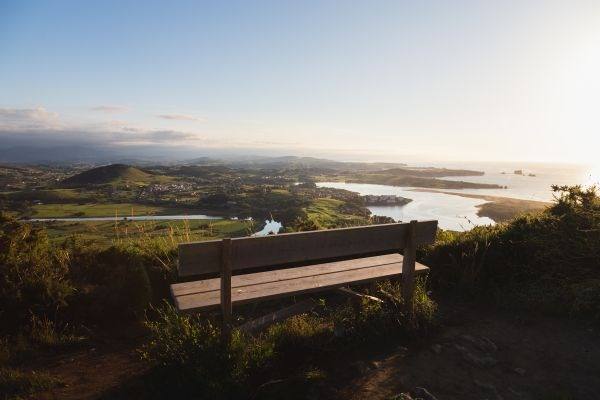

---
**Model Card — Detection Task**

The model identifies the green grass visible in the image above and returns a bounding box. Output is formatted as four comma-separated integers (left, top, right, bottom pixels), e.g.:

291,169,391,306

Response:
37,218,254,246
305,198,369,228
30,203,171,218
3,188,87,203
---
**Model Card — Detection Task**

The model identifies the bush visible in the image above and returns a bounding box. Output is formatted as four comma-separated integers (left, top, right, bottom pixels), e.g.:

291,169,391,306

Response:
141,280,437,398
69,245,152,321
333,279,437,342
0,213,74,333
0,367,62,400
140,304,272,399
424,185,600,320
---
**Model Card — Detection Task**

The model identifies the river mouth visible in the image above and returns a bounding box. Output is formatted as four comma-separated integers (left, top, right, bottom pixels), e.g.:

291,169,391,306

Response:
316,182,495,231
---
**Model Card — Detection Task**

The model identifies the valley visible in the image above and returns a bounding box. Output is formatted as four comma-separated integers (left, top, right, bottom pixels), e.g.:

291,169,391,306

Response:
1,156,542,243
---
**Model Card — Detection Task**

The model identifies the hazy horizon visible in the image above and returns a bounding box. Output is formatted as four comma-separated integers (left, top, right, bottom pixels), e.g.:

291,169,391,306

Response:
1,1,599,165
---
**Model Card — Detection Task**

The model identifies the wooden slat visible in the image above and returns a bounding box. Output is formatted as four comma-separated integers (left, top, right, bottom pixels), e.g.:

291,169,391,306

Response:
402,220,417,315
178,220,438,276
172,255,429,312
220,238,232,341
172,254,406,297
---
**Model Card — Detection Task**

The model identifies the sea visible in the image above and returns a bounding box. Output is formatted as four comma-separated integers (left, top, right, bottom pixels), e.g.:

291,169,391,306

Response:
317,162,598,231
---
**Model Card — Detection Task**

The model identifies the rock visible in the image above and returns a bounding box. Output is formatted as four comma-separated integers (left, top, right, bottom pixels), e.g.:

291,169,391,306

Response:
414,387,439,400
508,387,527,398
430,344,443,354
454,344,498,367
480,336,498,352
460,334,498,352
390,394,414,400
513,367,526,376
474,380,504,400
370,360,382,369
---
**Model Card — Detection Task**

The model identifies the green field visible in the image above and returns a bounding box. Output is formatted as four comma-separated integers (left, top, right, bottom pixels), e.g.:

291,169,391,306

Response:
38,218,254,246
30,203,174,218
305,198,368,228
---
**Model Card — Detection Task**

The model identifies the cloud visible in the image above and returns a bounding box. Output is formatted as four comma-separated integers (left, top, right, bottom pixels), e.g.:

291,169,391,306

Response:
156,114,206,122
0,107,60,130
91,105,129,113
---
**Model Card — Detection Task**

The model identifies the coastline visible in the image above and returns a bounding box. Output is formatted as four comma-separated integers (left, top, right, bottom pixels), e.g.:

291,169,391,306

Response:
410,189,551,222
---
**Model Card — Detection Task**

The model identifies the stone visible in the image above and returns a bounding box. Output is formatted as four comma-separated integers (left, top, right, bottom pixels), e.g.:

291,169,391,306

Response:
370,360,382,369
414,387,439,400
460,334,498,352
454,344,498,367
390,394,414,400
474,380,504,400
513,367,526,376
430,344,443,354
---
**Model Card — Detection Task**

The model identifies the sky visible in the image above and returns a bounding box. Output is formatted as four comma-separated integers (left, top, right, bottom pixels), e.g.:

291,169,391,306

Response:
1,0,599,164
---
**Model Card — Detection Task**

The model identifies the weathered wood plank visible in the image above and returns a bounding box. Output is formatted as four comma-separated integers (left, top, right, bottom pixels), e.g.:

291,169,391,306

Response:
220,238,232,341
178,220,437,276
238,299,317,334
173,258,429,312
172,254,408,297
401,220,417,315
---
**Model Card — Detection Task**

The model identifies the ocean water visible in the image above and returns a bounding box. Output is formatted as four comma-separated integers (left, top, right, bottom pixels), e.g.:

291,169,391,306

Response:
317,182,494,231
411,162,599,201
317,161,598,231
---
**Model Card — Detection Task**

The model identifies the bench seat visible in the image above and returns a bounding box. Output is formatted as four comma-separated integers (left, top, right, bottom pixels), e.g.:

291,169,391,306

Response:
171,253,429,313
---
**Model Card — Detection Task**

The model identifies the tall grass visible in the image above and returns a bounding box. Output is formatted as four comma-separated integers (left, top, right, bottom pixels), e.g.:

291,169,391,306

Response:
141,279,437,399
424,185,600,320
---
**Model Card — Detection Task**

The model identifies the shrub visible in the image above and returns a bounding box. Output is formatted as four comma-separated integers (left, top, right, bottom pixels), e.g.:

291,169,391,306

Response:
68,245,153,322
140,304,272,399
333,279,437,342
424,185,600,320
0,367,62,400
0,213,74,333
141,281,437,398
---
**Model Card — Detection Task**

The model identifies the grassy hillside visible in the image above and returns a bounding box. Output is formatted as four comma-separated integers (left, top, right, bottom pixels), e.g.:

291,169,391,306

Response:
60,164,167,187
2,185,599,399
425,185,600,320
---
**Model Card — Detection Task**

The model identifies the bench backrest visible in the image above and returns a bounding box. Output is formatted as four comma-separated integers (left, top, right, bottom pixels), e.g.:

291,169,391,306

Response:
178,220,438,277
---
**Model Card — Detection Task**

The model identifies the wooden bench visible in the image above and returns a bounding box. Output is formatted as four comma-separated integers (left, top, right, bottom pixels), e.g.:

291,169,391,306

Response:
170,220,437,337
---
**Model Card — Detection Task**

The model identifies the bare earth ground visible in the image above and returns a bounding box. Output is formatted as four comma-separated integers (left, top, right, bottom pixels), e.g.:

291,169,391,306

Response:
28,303,599,400
335,303,600,400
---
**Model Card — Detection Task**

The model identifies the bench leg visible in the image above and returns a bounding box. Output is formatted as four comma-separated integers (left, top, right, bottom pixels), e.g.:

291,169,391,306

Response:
401,220,417,317
221,238,233,343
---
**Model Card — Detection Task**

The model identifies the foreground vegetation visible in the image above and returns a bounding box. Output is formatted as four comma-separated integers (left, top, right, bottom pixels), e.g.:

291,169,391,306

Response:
426,185,600,320
1,184,598,399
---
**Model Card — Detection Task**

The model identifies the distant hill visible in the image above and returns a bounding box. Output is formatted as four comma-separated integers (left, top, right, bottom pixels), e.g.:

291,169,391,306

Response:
61,164,159,187
173,165,233,177
197,155,408,171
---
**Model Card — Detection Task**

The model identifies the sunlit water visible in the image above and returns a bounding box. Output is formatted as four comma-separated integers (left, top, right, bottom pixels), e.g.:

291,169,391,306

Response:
317,182,494,231
25,162,597,234
317,162,598,231
411,162,599,201
252,219,283,236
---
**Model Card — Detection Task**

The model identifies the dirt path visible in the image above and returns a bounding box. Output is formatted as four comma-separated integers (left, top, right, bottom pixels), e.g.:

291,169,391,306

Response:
336,305,600,400
27,305,599,400
27,330,149,400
